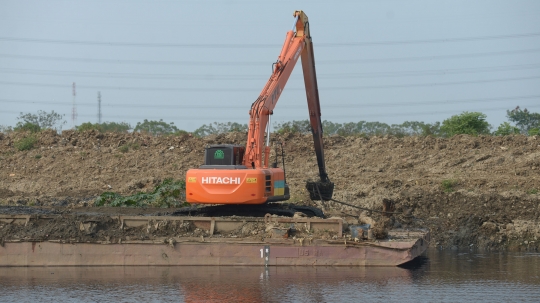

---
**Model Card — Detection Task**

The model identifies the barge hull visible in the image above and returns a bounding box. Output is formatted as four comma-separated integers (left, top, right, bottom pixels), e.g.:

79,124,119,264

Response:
0,234,429,267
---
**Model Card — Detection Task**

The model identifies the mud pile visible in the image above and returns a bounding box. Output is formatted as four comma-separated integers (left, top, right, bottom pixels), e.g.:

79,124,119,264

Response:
1,130,539,250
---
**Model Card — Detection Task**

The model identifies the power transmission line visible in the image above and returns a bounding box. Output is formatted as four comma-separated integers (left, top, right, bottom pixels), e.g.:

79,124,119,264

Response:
1,48,539,66
1,75,539,92
0,32,539,48
325,49,540,64
1,94,538,109
1,63,539,80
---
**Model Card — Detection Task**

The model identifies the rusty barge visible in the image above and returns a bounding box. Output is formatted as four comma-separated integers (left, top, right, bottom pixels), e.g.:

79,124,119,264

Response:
0,212,429,267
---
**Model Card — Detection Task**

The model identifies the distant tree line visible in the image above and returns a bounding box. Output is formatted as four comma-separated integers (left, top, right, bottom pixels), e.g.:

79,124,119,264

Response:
1,106,539,138
275,120,442,137
274,108,538,137
0,110,67,133
76,121,132,133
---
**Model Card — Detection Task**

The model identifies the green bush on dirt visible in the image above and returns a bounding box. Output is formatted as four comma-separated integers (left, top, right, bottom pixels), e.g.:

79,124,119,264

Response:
76,121,132,133
134,119,181,136
118,145,129,153
118,142,140,153
14,136,37,151
14,122,41,133
441,179,457,193
440,112,491,137
94,179,186,208
493,122,520,136
76,122,100,132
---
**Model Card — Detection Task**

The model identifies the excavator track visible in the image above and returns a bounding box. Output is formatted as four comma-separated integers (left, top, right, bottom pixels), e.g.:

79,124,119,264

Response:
172,203,325,218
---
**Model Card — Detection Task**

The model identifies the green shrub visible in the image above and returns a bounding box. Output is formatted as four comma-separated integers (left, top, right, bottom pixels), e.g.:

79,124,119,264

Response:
441,112,491,137
14,122,41,133
174,130,189,136
134,119,180,136
15,136,37,151
34,154,42,159
527,189,538,195
94,179,186,208
493,122,520,136
76,121,132,133
118,145,129,153
118,142,140,153
441,179,457,193
76,122,101,132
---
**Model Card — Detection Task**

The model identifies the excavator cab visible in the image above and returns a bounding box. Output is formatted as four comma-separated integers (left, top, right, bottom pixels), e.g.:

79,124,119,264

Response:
201,145,246,169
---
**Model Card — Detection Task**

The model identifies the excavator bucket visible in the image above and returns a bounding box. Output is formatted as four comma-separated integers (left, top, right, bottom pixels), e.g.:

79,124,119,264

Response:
306,181,334,201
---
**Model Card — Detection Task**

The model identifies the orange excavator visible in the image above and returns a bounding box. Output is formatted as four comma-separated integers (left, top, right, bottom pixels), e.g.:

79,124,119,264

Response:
186,10,333,205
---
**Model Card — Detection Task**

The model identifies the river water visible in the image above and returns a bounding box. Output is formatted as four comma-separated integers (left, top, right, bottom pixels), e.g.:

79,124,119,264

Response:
0,249,539,302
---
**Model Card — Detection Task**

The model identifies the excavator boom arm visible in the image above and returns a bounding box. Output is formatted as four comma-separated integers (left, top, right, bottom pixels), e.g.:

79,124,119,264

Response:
244,11,329,182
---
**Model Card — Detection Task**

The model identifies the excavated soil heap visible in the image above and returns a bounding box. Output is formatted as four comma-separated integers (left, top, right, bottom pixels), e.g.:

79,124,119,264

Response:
0,130,539,251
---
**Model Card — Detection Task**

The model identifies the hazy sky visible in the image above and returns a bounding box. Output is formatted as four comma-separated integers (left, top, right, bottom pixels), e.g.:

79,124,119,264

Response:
1,0,539,131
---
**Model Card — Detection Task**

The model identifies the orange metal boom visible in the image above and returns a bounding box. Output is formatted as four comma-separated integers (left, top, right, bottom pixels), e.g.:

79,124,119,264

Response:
244,10,329,182
244,11,327,180
186,11,329,204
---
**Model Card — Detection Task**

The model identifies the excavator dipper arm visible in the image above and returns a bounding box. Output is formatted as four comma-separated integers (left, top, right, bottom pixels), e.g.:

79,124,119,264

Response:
298,14,329,183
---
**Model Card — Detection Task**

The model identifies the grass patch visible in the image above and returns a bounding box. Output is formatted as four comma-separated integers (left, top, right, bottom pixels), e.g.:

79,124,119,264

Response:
34,154,42,159
527,189,538,195
441,179,458,193
118,142,140,153
94,179,187,208
15,136,37,151
119,145,129,153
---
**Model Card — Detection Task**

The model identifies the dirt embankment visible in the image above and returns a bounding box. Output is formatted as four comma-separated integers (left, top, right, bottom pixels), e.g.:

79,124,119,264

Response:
0,130,539,250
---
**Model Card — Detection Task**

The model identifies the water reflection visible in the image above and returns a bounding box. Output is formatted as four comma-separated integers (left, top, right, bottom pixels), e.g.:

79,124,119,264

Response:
0,249,539,303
